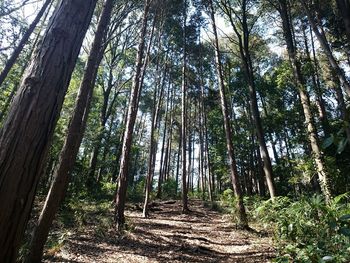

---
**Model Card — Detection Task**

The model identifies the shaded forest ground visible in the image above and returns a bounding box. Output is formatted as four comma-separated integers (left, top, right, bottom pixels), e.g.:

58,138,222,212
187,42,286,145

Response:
42,199,275,262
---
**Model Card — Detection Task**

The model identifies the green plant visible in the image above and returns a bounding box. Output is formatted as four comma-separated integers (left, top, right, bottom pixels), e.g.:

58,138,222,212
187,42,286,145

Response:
254,194,350,262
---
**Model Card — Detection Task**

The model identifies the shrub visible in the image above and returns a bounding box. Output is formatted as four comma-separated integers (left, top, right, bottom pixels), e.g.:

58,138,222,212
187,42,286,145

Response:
254,194,350,262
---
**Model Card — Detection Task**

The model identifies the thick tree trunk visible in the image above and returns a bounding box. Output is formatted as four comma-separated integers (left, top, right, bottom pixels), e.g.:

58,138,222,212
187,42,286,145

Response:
209,0,248,227
25,1,114,261
0,0,97,261
114,0,151,230
0,0,52,88
278,0,332,202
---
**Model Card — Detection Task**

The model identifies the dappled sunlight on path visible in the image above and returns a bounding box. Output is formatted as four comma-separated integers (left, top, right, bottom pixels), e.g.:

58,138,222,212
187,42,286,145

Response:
44,200,275,262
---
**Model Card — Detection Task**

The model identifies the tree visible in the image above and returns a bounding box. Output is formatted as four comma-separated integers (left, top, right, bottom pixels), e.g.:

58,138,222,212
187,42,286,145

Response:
208,0,248,227
219,0,277,198
276,0,332,202
0,0,52,88
0,0,97,261
114,0,151,230
24,0,119,261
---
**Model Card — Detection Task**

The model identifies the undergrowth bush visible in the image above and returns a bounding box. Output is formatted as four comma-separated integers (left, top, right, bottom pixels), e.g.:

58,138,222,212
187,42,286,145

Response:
254,194,350,262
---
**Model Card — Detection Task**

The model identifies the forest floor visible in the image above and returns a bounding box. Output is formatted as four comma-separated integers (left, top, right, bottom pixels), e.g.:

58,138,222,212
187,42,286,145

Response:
43,199,275,262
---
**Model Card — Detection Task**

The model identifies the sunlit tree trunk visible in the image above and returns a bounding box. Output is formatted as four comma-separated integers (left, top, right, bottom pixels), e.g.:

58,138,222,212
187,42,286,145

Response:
278,0,332,202
114,0,151,230
209,0,248,227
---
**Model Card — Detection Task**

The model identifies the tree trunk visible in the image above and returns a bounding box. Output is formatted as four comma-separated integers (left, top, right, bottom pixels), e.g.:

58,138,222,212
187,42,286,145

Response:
24,1,114,261
0,0,52,88
181,0,189,213
143,64,167,217
209,0,248,228
301,0,350,97
220,0,276,199
0,0,97,261
114,0,151,230
278,0,332,202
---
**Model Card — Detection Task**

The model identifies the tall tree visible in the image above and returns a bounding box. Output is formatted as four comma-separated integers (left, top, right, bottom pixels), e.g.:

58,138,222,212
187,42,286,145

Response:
219,0,277,198
0,0,97,261
181,0,189,212
276,0,332,202
208,0,248,228
24,0,119,261
114,0,151,230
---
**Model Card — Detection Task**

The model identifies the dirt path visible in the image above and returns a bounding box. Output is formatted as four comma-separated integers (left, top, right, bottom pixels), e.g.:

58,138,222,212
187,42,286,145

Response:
46,200,275,262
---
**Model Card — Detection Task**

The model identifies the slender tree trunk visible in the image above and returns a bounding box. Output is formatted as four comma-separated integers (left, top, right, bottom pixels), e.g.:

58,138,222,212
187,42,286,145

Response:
220,0,276,198
143,65,166,217
301,0,350,96
181,0,189,213
0,0,97,261
308,25,331,136
209,0,248,227
278,0,332,202
0,0,52,88
114,0,151,230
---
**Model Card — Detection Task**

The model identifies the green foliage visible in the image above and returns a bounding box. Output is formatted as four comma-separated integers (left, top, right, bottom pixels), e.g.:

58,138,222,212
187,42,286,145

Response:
127,177,146,203
161,178,178,199
253,195,350,262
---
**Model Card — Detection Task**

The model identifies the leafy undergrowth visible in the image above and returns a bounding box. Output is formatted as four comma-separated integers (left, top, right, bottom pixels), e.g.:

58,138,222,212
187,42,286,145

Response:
219,189,350,262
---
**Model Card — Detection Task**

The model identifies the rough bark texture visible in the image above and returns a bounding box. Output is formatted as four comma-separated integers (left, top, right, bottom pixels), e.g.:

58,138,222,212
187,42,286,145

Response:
114,0,150,230
209,0,248,228
0,0,52,88
0,0,97,261
278,0,332,202
24,1,114,262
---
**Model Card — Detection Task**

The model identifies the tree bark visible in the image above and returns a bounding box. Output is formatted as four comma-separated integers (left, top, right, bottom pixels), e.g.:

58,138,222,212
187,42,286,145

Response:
209,0,248,228
0,0,97,261
278,0,332,202
114,0,151,230
24,1,114,261
181,0,189,213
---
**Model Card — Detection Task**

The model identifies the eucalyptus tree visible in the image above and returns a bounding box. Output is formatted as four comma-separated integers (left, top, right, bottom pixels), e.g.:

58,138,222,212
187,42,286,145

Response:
0,0,98,261
114,0,152,230
218,0,276,199
206,0,248,227
272,0,332,202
